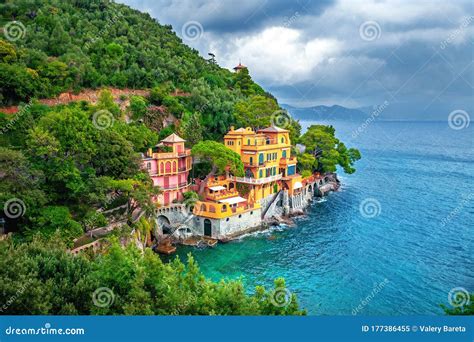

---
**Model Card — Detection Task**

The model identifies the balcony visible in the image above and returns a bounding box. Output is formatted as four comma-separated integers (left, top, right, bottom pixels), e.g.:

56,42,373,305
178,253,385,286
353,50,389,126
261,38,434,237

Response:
150,148,191,160
178,150,191,157
228,174,282,184
161,182,190,190
206,189,239,201
193,200,260,219
279,156,297,167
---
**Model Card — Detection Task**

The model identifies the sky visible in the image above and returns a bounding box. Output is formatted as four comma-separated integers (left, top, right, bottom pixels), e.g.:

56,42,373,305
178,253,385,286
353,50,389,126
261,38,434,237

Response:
119,0,473,120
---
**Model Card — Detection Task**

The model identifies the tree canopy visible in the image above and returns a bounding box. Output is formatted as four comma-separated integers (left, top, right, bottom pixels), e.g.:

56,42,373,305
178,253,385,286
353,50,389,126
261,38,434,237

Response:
0,97,158,243
0,236,305,315
191,141,244,177
298,125,361,174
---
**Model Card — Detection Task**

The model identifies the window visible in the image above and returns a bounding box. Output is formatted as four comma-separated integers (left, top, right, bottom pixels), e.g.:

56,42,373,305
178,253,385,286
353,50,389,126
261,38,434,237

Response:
281,137,284,143
239,214,242,218
259,170,263,178
249,157,253,165
247,139,250,145
250,211,253,215
282,150,287,158
146,162,151,170
226,218,230,222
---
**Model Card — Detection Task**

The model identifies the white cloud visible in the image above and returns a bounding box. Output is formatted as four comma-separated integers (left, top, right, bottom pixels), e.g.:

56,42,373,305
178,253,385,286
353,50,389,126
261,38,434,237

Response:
121,0,473,115
209,27,343,85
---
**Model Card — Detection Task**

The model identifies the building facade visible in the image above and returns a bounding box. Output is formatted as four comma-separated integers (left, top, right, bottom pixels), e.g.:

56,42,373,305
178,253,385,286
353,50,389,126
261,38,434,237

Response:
191,175,262,239
145,127,338,243
223,126,302,204
142,133,192,205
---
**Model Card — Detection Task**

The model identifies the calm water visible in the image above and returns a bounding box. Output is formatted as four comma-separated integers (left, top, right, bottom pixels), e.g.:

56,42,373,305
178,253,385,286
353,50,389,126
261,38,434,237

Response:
168,121,474,315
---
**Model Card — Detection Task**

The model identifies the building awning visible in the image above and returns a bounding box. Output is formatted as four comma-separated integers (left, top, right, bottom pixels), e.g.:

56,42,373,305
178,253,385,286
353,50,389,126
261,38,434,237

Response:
209,185,226,191
218,196,247,205
294,181,303,189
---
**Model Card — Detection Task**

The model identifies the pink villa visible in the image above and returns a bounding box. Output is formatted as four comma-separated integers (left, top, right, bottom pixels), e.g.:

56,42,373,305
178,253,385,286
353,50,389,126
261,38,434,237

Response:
143,133,192,205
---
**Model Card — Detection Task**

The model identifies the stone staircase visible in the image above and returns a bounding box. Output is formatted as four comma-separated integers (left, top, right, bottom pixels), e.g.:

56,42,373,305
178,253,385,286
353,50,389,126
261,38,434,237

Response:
262,190,283,220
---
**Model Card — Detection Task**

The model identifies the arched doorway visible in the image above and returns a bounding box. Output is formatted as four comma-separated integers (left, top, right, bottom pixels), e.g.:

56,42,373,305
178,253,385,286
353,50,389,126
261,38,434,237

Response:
156,215,171,234
204,219,212,237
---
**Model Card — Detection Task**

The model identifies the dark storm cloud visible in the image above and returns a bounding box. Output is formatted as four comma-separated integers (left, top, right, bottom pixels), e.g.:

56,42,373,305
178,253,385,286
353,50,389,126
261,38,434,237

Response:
119,0,473,120
121,0,334,33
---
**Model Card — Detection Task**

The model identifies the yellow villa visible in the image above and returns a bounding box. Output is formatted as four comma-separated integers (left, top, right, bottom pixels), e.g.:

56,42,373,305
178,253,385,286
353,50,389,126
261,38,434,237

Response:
223,126,303,203
147,125,336,242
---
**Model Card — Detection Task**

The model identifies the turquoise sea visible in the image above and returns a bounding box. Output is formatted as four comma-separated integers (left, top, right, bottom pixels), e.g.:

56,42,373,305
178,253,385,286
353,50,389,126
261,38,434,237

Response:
167,121,474,315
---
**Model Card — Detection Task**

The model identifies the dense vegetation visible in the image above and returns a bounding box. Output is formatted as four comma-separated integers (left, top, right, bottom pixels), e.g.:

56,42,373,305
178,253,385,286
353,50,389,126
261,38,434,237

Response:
442,294,474,316
0,0,362,316
297,125,361,175
0,96,159,245
0,236,304,315
0,0,300,141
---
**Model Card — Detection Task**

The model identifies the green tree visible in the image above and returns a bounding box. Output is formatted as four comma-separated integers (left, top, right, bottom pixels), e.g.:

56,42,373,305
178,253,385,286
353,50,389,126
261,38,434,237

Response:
0,147,47,230
299,125,361,174
96,89,120,118
129,95,148,120
180,111,203,146
25,206,83,245
192,141,244,177
233,95,280,130
442,293,474,315
0,39,17,63
0,236,305,315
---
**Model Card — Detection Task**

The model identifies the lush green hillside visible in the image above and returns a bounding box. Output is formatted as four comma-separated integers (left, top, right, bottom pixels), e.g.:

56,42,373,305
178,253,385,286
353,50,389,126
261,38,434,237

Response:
0,0,283,140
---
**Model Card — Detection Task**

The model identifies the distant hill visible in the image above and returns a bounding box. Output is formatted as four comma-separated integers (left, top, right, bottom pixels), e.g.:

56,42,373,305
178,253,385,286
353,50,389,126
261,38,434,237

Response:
281,104,370,121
